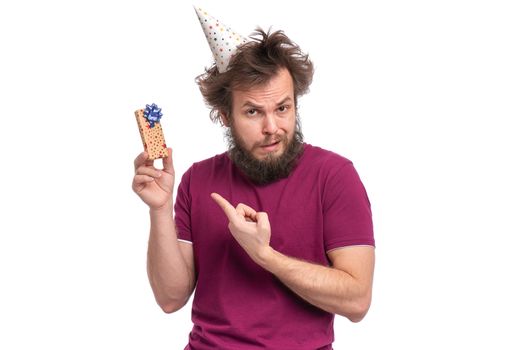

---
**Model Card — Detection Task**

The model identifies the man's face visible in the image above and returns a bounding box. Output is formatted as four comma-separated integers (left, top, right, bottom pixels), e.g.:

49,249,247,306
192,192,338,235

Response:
222,68,304,184
225,68,297,162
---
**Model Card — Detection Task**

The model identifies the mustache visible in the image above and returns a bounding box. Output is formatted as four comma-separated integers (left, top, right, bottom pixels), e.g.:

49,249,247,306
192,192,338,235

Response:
254,135,284,148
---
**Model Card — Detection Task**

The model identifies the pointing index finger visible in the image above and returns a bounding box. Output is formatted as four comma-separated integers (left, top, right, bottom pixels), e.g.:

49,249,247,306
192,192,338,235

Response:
210,193,238,221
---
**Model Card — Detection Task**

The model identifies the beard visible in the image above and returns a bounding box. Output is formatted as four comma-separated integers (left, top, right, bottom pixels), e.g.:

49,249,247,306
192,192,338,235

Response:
226,119,304,185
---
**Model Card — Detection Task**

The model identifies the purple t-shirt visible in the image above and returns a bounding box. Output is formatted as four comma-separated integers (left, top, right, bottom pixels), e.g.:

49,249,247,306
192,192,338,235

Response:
175,144,374,350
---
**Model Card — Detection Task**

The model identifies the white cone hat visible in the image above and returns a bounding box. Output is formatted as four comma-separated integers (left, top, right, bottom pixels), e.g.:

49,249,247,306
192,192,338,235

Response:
194,6,249,73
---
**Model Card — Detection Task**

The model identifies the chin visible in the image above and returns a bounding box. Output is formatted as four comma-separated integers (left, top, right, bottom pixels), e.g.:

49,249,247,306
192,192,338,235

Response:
258,149,285,161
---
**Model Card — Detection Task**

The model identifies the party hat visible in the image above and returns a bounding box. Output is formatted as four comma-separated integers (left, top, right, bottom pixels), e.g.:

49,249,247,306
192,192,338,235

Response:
194,6,249,73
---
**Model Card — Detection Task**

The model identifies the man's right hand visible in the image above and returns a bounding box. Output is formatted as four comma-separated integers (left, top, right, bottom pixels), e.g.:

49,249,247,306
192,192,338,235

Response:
132,148,175,211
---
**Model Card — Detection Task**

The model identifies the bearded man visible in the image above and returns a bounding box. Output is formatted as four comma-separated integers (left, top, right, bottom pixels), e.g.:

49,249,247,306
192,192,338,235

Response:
132,9,375,349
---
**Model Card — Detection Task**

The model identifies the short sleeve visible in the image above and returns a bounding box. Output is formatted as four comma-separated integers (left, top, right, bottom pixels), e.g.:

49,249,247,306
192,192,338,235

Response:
174,167,193,242
322,161,375,251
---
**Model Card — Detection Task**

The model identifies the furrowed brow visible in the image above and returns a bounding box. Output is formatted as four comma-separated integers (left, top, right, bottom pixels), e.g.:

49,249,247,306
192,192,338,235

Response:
277,96,293,105
241,96,293,109
241,101,263,109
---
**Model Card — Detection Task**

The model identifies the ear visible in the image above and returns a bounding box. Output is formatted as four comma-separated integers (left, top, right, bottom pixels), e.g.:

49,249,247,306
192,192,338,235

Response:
219,110,230,127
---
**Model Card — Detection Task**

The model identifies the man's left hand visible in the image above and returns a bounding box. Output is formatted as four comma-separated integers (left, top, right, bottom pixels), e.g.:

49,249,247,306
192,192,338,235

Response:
211,193,272,265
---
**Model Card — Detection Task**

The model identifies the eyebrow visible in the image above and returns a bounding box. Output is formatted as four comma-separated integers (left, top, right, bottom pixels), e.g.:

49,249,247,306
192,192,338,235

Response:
241,96,293,109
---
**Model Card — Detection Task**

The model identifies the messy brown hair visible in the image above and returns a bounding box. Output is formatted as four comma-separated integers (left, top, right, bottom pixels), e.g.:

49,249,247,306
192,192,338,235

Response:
196,28,314,124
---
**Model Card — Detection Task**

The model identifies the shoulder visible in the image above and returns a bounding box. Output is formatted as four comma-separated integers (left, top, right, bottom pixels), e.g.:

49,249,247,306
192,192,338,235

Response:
301,143,355,174
182,152,230,179
192,151,229,170
304,143,353,164
299,144,365,198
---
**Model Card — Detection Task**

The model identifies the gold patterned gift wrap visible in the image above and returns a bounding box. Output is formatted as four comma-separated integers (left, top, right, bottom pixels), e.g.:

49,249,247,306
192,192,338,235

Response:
135,103,168,160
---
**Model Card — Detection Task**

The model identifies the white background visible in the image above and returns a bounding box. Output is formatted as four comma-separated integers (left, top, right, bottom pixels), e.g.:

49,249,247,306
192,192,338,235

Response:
1,0,523,348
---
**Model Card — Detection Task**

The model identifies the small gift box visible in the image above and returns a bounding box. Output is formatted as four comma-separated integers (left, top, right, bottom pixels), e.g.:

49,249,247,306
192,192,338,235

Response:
135,103,168,160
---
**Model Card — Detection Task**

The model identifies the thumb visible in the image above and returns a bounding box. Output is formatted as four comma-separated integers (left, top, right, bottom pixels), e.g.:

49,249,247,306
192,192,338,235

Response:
255,212,270,231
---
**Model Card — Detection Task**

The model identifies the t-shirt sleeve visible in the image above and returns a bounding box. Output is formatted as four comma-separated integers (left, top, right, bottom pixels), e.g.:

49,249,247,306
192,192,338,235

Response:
322,161,375,251
174,167,193,242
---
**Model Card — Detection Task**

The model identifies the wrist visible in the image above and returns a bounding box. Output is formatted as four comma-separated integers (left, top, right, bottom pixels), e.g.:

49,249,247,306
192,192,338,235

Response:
149,199,174,216
257,246,279,272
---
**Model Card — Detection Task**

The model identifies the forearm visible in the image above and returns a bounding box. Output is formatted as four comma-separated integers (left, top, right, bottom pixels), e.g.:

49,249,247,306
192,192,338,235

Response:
259,248,371,321
147,200,192,312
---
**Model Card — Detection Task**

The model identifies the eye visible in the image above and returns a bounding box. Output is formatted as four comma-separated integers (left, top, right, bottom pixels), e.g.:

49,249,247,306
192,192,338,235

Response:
278,105,289,112
246,109,258,116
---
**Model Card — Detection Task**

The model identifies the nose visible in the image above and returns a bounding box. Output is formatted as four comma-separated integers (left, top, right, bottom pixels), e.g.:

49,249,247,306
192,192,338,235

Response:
262,113,278,135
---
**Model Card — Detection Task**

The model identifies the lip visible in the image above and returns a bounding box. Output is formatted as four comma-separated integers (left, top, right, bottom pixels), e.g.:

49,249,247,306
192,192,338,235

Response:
260,140,281,152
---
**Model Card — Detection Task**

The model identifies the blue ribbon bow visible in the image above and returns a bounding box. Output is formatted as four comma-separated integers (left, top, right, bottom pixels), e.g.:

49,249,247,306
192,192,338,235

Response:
144,103,163,128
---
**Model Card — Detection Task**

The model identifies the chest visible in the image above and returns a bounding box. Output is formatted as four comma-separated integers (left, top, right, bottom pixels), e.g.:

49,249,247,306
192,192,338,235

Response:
190,182,329,268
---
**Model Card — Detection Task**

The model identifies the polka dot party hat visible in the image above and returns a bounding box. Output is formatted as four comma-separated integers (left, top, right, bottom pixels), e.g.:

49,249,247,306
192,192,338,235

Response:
194,5,249,73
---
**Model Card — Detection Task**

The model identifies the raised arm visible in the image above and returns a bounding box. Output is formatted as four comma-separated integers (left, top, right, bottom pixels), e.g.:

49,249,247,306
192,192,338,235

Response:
132,149,196,313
